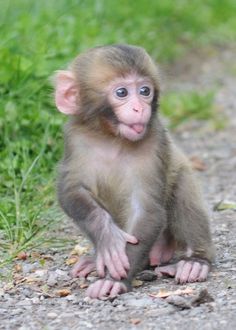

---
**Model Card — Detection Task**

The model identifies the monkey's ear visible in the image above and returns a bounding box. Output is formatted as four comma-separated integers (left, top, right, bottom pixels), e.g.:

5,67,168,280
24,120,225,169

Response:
54,70,79,115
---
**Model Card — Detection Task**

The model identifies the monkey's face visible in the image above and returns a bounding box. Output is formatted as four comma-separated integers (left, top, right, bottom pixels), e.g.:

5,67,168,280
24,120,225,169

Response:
107,74,154,142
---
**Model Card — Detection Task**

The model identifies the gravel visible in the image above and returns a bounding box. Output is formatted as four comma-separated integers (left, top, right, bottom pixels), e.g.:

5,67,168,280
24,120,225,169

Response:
1,45,236,330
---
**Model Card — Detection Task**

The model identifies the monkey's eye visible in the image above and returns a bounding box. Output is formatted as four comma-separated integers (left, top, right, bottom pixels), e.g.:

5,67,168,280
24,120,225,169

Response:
140,86,151,96
115,88,128,98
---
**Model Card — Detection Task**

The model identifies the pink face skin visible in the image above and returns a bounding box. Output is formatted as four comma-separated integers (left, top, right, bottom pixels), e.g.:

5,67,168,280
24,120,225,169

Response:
107,74,154,142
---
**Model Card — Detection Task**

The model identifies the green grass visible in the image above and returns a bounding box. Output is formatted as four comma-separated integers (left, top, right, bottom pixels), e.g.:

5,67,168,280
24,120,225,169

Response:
1,0,236,262
161,91,215,128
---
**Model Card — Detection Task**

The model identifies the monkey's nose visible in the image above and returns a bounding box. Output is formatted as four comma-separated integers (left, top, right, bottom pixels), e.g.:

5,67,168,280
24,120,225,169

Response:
133,107,143,113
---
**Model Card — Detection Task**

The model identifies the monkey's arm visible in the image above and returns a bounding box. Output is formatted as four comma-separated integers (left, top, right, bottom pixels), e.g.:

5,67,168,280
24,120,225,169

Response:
58,183,138,280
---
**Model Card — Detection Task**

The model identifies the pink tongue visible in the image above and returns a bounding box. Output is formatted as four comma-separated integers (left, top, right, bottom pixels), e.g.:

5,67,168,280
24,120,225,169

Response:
130,124,144,134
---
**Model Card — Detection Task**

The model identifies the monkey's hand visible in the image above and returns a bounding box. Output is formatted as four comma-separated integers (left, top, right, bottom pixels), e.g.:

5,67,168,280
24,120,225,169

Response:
86,279,128,299
96,222,138,280
155,259,210,284
71,256,96,278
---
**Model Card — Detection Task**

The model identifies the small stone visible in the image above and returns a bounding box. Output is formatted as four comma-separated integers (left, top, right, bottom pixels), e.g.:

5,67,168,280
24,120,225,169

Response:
10,308,22,316
56,289,71,297
21,288,33,298
47,272,58,287
136,270,157,282
191,289,214,306
66,294,76,301
31,297,40,304
55,269,70,281
47,312,58,319
83,296,93,304
80,282,89,289
16,299,32,307
66,256,78,265
87,276,97,282
130,318,142,325
125,297,153,307
16,251,27,260
34,269,48,279
166,295,191,309
22,263,37,274
14,264,23,273
132,279,143,287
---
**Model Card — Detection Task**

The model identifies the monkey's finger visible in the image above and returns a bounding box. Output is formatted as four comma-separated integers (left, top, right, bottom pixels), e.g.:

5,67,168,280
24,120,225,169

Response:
71,257,94,277
111,250,128,278
197,264,209,282
86,280,104,299
104,251,121,280
98,280,114,299
188,262,201,282
110,282,127,298
78,263,96,278
117,249,130,271
96,254,105,278
124,232,138,244
176,261,193,284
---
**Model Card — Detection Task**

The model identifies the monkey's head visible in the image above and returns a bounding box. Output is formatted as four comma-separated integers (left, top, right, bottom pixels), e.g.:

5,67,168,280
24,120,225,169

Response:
54,44,160,142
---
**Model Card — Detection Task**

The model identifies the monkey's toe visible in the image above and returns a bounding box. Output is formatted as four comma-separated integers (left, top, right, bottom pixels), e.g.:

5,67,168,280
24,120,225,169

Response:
155,264,176,278
175,260,209,284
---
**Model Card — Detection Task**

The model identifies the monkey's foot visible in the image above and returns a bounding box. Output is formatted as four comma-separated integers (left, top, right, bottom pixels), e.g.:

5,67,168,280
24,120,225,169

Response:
155,260,210,284
71,256,96,278
86,279,127,299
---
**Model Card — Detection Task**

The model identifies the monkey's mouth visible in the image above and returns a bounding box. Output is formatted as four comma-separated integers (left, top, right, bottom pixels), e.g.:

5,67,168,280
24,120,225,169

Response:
119,122,147,141
129,123,145,134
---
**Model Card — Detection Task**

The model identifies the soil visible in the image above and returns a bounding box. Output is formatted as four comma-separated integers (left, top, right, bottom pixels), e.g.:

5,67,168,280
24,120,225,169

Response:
1,45,236,330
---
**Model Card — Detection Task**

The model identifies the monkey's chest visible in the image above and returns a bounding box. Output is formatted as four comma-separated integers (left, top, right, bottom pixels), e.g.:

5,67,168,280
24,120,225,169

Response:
83,146,159,224
90,161,132,225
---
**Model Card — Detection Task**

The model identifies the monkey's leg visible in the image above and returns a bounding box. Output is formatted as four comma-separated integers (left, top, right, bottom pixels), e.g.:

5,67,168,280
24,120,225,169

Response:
87,203,167,299
71,256,96,278
155,171,214,284
149,233,175,266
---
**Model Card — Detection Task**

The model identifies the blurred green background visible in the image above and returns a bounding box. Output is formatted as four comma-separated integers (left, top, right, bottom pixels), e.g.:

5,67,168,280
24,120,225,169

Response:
1,0,236,260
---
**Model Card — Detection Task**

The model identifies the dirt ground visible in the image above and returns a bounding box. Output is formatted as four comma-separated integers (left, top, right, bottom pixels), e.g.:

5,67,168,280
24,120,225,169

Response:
0,45,236,330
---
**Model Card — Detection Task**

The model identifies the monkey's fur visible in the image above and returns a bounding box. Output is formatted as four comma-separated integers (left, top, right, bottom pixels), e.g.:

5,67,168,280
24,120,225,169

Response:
55,45,214,298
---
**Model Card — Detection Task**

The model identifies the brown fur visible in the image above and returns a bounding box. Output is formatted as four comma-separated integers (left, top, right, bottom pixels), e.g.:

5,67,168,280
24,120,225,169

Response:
55,44,214,296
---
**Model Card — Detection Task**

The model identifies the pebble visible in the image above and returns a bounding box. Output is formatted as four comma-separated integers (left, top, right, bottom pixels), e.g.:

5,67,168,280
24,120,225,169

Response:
124,297,154,307
9,308,22,316
55,269,70,281
21,288,33,298
136,270,157,281
166,295,191,309
34,269,48,277
22,263,38,274
65,294,76,301
16,299,32,307
47,272,58,286
47,312,58,319
31,297,40,304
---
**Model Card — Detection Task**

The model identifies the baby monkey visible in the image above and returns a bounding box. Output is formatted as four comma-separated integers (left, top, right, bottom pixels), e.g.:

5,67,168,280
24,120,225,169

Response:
54,44,214,299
